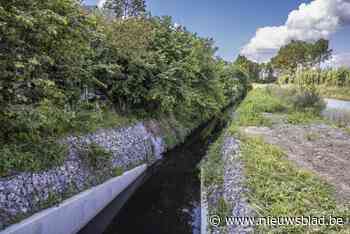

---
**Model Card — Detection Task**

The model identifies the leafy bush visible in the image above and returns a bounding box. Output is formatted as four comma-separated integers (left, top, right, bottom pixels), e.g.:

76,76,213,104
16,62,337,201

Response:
291,90,325,113
79,143,113,171
0,1,249,175
231,86,326,128
235,88,286,126
92,16,247,121
0,140,67,177
0,0,94,109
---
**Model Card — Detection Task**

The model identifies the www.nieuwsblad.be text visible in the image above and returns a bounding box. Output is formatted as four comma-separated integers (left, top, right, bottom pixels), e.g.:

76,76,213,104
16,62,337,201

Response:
209,215,349,227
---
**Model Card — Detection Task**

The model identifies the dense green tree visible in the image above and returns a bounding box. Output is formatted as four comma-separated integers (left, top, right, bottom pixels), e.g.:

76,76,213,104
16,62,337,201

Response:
271,39,332,74
0,0,96,140
234,55,260,81
271,40,309,74
0,1,248,176
309,39,332,68
104,0,146,18
131,0,146,16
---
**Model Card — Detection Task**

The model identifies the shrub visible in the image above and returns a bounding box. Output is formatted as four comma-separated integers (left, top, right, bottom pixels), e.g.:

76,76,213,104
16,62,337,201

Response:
291,90,325,113
92,16,247,121
0,1,249,176
113,167,124,177
234,88,286,126
0,140,67,177
0,0,94,109
79,143,113,171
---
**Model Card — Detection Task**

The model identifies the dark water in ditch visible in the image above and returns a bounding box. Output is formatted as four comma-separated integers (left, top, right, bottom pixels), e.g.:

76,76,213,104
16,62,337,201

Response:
103,116,227,234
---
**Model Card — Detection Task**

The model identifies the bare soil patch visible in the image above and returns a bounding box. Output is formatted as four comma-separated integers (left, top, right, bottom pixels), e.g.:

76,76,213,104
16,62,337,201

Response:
243,122,350,203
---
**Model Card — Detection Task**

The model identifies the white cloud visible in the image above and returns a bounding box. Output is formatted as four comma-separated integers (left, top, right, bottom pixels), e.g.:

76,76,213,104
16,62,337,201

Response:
97,0,107,8
241,0,350,63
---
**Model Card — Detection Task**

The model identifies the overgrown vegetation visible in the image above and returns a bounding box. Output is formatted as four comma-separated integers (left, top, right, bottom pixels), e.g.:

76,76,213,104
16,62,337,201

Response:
215,197,231,227
0,140,68,177
228,86,350,233
229,86,324,131
318,86,350,101
0,0,248,176
201,135,225,188
271,39,350,100
234,55,276,84
79,143,113,171
240,136,350,233
345,127,350,135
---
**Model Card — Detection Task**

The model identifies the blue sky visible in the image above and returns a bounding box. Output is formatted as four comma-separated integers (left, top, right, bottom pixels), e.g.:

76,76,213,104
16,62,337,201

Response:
84,0,350,65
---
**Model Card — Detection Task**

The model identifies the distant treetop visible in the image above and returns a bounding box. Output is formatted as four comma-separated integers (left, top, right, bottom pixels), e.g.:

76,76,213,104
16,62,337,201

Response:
104,0,146,18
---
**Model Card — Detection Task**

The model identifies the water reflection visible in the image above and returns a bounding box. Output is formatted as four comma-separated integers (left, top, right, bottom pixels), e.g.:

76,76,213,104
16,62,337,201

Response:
322,98,350,126
104,118,224,234
324,98,350,111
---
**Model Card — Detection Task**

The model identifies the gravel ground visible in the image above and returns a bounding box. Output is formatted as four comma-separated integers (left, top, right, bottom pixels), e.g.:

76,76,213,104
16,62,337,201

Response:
203,134,255,234
244,123,350,204
222,136,254,234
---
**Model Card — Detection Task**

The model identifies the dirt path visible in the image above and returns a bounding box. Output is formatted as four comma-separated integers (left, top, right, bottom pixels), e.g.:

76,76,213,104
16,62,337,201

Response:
243,123,350,203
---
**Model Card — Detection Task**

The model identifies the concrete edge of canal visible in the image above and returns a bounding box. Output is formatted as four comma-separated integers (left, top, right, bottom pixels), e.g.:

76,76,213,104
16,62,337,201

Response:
0,164,147,234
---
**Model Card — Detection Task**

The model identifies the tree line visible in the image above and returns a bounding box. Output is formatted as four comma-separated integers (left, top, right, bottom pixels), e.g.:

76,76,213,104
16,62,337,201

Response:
234,38,349,87
0,0,249,175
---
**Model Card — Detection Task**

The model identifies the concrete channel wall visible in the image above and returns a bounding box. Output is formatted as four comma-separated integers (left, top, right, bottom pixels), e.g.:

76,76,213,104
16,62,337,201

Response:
0,165,147,234
0,117,194,233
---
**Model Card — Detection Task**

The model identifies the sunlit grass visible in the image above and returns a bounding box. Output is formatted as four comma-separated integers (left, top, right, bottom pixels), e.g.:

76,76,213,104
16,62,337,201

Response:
240,136,350,233
228,86,350,233
230,87,324,131
318,86,350,101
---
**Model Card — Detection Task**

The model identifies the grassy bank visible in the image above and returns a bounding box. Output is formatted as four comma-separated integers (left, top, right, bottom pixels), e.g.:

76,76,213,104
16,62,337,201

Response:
318,86,350,101
230,86,324,129
0,106,137,177
229,87,350,233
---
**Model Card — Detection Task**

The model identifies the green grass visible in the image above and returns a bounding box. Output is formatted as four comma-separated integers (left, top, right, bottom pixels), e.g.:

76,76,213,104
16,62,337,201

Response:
286,111,323,125
0,140,68,177
201,134,233,232
345,128,350,135
72,108,138,135
0,102,137,177
215,197,231,227
227,87,350,233
240,136,350,233
78,143,113,171
229,87,324,132
113,167,124,177
201,135,225,188
305,132,321,141
318,86,350,101
234,89,286,127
